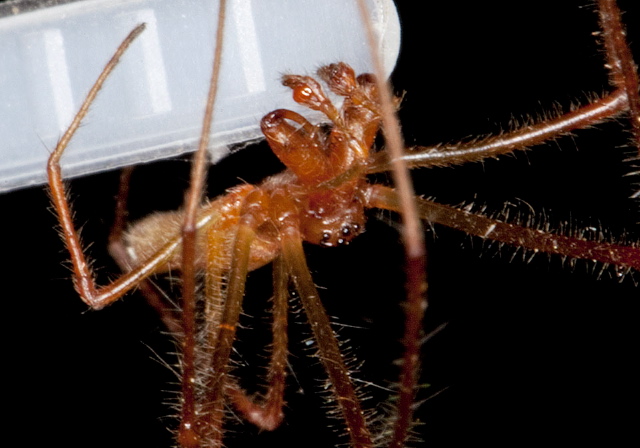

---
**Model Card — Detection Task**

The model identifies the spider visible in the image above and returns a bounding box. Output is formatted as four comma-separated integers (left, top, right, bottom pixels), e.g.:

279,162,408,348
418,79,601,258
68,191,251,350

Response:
4,1,640,447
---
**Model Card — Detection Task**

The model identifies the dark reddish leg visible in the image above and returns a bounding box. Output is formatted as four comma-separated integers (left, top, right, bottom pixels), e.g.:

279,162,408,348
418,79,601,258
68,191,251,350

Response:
356,1,428,446
368,184,640,272
177,0,227,445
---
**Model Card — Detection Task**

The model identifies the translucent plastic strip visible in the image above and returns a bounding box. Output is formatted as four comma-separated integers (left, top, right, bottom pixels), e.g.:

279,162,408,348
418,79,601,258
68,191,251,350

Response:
0,0,400,192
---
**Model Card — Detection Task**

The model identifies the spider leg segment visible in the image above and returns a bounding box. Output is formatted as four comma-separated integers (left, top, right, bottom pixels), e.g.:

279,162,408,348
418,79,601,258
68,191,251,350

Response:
598,0,640,147
225,253,289,432
47,25,149,310
368,184,640,272
367,89,629,172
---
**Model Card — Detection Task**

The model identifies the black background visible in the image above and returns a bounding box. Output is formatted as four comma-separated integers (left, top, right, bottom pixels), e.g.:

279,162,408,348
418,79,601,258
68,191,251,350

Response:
2,1,640,447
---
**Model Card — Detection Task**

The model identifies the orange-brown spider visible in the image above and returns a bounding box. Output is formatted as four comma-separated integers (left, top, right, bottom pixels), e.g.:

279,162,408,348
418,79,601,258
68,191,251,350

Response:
7,0,636,446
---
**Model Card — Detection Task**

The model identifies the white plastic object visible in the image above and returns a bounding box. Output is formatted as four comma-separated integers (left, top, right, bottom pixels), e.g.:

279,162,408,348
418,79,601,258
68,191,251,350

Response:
0,0,400,192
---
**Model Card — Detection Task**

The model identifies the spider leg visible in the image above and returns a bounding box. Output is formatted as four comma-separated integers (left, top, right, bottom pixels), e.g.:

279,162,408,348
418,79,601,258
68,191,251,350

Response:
47,24,184,310
598,0,640,149
367,184,640,272
355,2,428,445
200,189,289,433
177,2,228,445
203,210,233,347
367,89,628,172
182,189,273,446
369,1,639,174
225,254,289,431
274,190,374,448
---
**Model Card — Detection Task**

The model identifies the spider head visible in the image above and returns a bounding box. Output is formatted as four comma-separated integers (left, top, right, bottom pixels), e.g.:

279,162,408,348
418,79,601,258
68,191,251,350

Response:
300,187,367,247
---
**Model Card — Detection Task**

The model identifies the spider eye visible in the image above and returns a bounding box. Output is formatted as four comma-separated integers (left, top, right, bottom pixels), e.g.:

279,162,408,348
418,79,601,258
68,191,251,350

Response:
342,226,351,236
